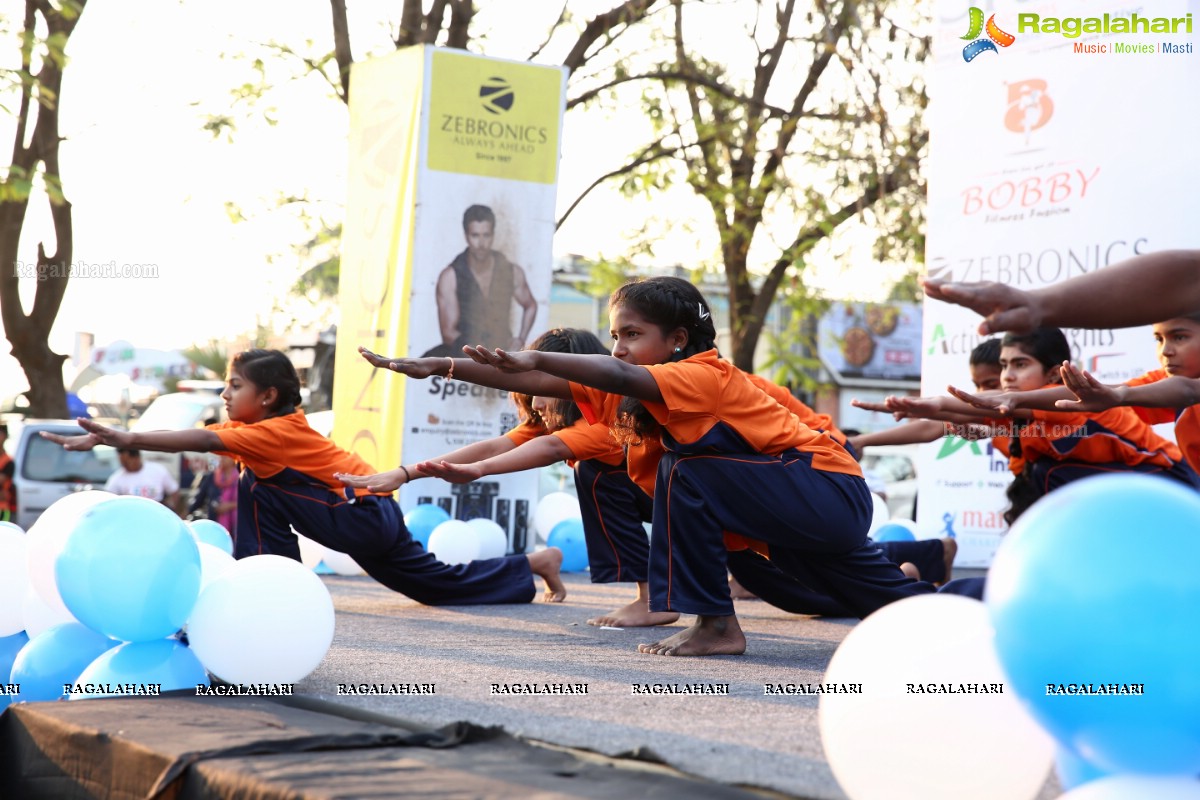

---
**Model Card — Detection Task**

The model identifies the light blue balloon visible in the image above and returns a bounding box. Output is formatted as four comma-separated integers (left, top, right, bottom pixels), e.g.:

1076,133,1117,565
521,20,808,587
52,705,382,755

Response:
10,623,119,702
56,496,202,643
547,518,588,572
189,519,233,555
872,523,916,542
314,561,335,575
71,639,209,699
986,474,1200,775
0,631,30,712
1055,745,1111,792
404,504,451,549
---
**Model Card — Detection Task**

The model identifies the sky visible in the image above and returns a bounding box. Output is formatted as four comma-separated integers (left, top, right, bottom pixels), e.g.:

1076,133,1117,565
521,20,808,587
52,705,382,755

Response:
0,0,914,396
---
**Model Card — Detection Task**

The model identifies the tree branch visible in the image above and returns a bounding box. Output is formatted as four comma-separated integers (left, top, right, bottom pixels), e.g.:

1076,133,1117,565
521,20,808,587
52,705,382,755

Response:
395,0,424,48
561,0,663,73
446,0,472,49
422,0,450,44
328,0,352,103
556,132,712,228
527,0,569,62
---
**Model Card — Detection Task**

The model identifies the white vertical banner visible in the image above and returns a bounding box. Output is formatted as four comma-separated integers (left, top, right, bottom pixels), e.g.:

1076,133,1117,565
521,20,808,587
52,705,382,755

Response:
922,1,1200,566
336,46,566,553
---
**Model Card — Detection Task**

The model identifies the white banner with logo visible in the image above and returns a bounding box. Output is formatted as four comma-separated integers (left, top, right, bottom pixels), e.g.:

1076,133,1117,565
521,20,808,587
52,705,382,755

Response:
923,0,1200,565
335,47,566,552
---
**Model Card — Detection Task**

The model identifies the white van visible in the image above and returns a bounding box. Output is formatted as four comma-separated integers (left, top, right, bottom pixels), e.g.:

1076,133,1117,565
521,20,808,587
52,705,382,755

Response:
10,419,121,530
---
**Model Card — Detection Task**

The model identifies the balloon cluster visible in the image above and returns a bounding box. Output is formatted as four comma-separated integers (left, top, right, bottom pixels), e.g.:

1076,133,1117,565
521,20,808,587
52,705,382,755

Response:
401,500,588,571
819,475,1200,799
535,492,588,572
0,492,335,708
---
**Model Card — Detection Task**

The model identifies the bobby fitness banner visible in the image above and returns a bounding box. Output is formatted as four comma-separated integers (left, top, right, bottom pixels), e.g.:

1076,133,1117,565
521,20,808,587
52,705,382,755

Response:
335,46,567,552
922,0,1200,566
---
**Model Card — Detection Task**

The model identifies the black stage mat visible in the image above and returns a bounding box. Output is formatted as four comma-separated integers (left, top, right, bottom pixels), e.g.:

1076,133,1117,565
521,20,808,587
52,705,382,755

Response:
0,694,781,800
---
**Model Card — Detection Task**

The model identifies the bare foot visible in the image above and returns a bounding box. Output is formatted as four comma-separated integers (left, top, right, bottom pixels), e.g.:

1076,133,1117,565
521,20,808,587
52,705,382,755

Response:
526,548,566,602
899,562,921,581
728,574,759,600
937,537,958,586
637,614,746,657
587,597,680,628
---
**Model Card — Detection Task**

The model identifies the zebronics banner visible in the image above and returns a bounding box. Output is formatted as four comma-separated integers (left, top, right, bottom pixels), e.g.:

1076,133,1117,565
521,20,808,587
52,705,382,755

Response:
334,46,567,552
923,0,1200,566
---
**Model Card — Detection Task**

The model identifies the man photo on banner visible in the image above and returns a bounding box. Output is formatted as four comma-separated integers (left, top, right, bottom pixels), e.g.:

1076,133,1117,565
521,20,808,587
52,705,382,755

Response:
423,203,538,358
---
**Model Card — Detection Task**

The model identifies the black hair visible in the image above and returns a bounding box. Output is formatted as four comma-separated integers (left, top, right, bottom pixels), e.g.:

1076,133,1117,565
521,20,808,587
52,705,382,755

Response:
995,329,1070,525
1000,327,1071,373
608,276,718,444
512,328,609,431
118,447,141,457
462,204,495,231
969,338,1002,367
228,349,303,417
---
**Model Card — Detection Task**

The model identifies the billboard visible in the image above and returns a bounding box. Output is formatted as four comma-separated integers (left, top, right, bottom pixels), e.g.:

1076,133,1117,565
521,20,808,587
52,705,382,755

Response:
923,0,1200,565
334,46,567,552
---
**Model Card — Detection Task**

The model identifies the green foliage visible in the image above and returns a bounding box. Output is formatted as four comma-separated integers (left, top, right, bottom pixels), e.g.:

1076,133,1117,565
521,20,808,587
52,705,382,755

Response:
182,342,229,377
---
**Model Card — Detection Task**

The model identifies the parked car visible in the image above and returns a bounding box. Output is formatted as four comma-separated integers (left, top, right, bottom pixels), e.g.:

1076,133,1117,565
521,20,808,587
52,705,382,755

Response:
132,391,226,502
9,419,121,530
860,444,919,520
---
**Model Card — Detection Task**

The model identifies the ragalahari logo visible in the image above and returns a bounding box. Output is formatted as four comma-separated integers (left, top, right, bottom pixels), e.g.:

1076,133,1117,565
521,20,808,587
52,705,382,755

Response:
479,76,515,115
961,7,1016,62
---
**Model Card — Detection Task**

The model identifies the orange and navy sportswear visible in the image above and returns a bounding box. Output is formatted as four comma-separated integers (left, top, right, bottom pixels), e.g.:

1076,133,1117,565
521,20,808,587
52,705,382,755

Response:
1125,369,1200,473
570,350,929,618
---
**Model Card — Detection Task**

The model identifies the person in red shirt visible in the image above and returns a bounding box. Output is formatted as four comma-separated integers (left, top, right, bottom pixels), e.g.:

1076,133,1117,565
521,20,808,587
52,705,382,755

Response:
41,349,564,606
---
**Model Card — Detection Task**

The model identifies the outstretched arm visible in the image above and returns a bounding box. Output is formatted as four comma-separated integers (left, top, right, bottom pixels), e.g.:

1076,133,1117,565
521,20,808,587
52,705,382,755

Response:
1063,368,1200,411
358,347,573,399
40,418,221,453
337,435,521,492
417,436,575,484
464,348,662,403
946,382,1079,415
925,249,1200,335
849,420,950,451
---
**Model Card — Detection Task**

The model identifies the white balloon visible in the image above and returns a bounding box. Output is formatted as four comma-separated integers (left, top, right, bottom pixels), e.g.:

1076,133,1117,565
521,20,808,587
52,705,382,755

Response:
21,586,78,638
187,555,335,685
427,520,480,565
0,521,24,534
0,529,31,636
320,549,365,576
26,490,117,613
866,492,890,535
820,594,1054,800
466,518,508,559
533,492,581,541
1060,776,1200,800
196,542,236,593
295,533,327,570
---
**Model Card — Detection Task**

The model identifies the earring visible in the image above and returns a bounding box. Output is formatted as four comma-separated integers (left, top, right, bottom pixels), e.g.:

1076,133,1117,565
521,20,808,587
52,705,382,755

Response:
674,346,682,353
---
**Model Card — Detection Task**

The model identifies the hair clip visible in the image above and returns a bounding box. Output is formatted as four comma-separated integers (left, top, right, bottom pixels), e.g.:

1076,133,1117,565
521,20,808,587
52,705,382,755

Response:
698,303,710,321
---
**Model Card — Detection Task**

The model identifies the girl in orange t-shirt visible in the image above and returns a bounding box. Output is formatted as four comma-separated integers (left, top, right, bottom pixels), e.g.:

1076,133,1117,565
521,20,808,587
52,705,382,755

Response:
42,349,563,606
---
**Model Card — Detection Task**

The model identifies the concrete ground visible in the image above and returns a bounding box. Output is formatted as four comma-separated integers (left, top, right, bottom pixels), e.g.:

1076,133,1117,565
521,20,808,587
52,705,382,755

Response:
296,570,1060,800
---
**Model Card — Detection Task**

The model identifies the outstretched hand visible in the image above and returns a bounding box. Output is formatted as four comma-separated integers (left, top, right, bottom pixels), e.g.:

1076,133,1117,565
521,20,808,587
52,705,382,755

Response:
851,397,912,421
461,346,537,374
357,346,440,379
39,418,130,451
1056,362,1121,411
947,385,1015,416
335,468,404,493
923,279,1044,335
413,459,483,484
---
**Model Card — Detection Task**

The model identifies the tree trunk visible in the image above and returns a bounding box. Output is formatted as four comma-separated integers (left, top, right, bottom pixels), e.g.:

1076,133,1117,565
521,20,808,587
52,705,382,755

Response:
0,0,86,419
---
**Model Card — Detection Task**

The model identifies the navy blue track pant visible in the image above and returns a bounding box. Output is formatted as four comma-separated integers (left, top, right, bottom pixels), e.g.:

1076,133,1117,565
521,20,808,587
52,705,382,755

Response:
572,458,653,583
727,538,948,617
650,448,933,618
233,468,534,605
